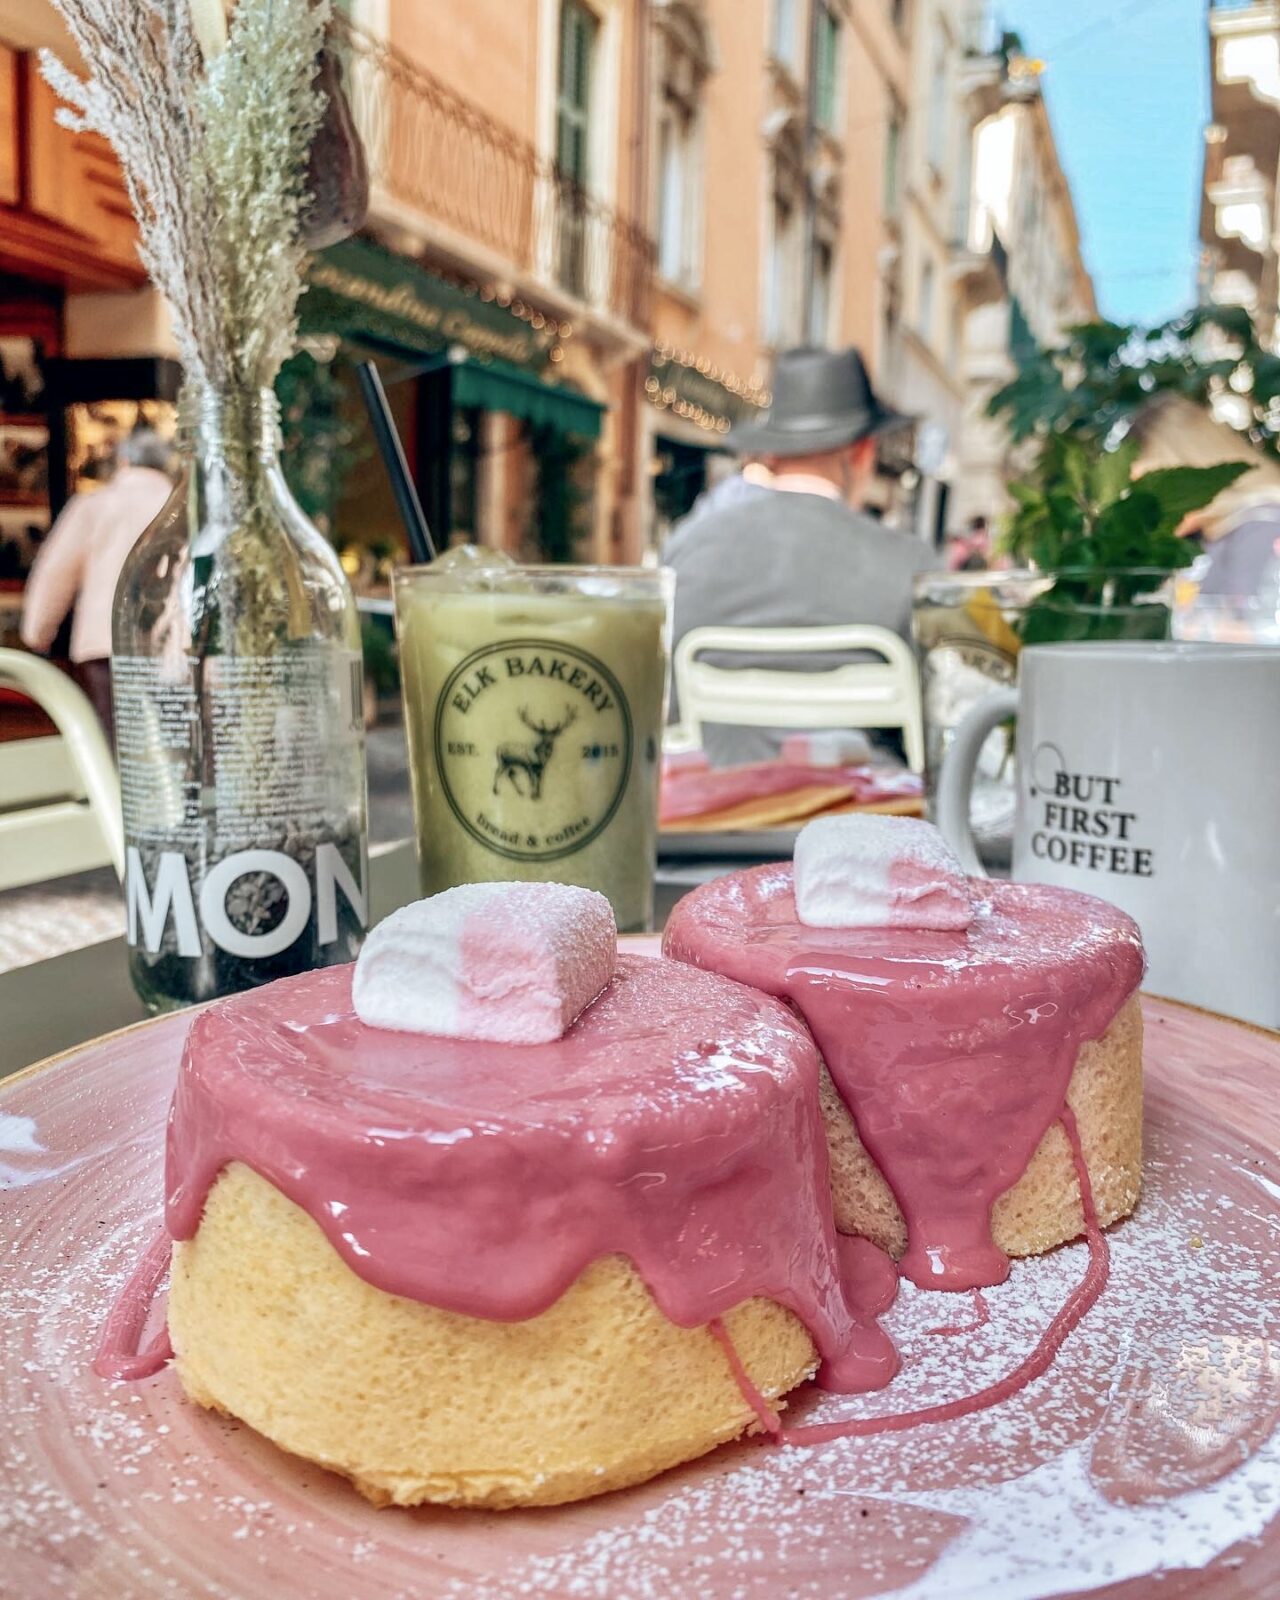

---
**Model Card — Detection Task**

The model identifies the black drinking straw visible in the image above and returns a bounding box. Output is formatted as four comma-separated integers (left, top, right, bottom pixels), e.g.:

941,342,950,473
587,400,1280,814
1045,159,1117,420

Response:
356,359,437,565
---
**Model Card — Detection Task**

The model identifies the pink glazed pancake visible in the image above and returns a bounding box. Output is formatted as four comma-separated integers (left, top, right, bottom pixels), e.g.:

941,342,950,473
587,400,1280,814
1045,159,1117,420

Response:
138,954,899,1508
663,869,1146,1291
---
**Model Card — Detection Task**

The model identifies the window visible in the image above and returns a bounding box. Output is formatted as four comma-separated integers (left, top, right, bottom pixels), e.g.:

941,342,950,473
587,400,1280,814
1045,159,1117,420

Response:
656,118,686,283
766,191,803,345
884,106,903,218
556,0,598,295
812,3,841,131
772,0,798,68
766,116,808,346
927,22,948,174
654,10,709,290
918,257,935,342
808,234,835,343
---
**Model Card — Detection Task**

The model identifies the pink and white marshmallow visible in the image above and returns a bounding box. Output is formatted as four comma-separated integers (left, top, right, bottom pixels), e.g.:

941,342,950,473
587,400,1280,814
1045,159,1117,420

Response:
793,815,976,931
353,882,617,1043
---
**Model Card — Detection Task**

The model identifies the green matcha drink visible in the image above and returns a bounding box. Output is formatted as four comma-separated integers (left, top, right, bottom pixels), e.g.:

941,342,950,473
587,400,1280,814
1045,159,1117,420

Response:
393,562,673,931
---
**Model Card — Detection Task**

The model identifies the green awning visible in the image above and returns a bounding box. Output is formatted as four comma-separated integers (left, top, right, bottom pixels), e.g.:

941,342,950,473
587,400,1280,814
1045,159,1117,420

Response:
451,356,603,440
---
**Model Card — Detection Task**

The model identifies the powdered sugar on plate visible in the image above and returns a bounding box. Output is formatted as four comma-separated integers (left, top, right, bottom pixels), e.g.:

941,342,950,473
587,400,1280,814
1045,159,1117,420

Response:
451,1133,1279,1600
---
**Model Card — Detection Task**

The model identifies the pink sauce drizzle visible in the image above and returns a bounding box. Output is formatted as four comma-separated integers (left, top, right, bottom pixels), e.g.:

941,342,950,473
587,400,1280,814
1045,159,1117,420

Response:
927,1289,991,1339
663,868,1142,1291
163,955,898,1395
92,1228,173,1380
708,1317,782,1438
718,1109,1110,1444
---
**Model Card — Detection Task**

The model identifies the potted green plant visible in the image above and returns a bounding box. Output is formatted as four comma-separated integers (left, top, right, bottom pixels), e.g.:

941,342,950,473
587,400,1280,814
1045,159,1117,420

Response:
1002,435,1249,644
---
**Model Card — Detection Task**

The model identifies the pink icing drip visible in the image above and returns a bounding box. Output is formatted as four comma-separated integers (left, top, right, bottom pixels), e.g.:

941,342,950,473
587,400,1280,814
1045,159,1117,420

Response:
163,955,898,1395
716,1109,1110,1445
663,868,1143,1291
927,1289,991,1339
92,1228,173,1380
708,1317,783,1438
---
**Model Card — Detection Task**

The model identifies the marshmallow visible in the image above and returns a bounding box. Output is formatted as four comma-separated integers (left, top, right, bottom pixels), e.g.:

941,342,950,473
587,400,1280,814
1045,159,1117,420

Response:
353,883,617,1043
793,815,975,931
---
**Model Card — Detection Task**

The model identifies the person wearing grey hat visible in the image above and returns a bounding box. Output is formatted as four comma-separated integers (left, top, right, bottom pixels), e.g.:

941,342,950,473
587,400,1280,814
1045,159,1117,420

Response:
663,346,930,767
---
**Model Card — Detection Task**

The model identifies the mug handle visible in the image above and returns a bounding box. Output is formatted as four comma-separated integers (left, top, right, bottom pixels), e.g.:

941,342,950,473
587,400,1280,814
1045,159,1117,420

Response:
934,687,1020,878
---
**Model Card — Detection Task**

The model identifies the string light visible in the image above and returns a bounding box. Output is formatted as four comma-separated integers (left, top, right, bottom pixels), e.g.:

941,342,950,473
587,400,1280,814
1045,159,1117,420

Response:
438,269,571,340
650,339,772,409
645,373,740,434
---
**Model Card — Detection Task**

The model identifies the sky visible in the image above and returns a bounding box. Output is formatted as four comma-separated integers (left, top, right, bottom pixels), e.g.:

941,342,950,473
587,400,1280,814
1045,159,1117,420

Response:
994,0,1209,328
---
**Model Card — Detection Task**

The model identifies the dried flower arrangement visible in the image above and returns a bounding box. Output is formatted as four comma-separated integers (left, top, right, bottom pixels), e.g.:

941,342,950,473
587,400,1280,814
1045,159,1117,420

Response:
42,0,372,659
42,0,331,396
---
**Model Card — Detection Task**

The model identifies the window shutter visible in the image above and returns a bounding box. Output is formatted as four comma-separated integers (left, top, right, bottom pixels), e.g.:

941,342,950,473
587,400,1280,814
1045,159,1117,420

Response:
556,2,596,185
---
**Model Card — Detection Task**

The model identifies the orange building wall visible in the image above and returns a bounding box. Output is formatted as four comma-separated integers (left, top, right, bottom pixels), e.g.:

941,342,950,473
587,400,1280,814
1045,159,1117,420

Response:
651,0,769,385
390,0,541,144
837,2,906,371
649,0,905,401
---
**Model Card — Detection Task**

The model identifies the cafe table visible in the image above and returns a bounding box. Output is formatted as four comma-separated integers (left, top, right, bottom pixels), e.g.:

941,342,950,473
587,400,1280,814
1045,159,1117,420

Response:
0,840,714,1081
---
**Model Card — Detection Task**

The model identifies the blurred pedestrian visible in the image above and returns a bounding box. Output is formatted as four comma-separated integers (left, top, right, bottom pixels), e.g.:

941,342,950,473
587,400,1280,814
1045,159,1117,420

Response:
663,346,929,765
947,514,991,572
21,428,175,739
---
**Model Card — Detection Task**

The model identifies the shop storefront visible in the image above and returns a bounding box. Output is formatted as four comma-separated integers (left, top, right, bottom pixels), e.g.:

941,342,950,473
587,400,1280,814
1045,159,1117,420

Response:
297,238,605,572
0,34,174,647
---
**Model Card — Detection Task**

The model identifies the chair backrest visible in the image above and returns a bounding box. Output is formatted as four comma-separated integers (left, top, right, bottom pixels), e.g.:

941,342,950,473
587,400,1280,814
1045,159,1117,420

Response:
0,649,124,891
671,623,925,772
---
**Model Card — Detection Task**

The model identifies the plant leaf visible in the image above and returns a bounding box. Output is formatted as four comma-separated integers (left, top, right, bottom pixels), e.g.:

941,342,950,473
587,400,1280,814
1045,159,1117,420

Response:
1134,462,1251,528
1066,321,1132,364
1089,437,1141,508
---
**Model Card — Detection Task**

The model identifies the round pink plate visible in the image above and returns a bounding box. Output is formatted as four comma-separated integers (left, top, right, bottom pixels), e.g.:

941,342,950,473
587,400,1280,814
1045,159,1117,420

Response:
2,961,1279,1599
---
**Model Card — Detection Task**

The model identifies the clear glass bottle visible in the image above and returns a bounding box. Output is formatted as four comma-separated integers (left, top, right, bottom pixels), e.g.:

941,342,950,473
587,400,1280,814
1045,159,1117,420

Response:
112,385,369,1012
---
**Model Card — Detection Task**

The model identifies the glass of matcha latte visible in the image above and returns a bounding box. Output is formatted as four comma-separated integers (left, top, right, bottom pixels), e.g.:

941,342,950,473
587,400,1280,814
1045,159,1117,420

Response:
393,553,674,932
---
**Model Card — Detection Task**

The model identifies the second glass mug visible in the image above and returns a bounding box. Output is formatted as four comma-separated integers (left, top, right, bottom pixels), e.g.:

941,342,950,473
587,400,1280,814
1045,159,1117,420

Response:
393,564,673,933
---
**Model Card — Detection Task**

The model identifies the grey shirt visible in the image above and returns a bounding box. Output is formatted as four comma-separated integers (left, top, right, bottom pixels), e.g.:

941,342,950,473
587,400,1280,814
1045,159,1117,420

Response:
663,489,931,766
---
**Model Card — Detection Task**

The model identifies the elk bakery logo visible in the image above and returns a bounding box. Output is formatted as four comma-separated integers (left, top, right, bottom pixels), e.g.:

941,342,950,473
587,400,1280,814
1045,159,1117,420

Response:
433,638,633,863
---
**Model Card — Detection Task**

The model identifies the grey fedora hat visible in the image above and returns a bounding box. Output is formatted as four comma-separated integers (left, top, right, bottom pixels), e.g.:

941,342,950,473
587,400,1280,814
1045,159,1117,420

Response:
729,346,911,457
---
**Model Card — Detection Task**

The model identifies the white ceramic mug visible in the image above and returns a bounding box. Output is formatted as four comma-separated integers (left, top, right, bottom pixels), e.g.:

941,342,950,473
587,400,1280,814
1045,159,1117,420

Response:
936,642,1280,1028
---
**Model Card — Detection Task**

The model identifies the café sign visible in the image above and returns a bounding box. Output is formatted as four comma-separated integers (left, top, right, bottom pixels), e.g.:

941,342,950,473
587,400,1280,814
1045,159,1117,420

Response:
302,238,557,369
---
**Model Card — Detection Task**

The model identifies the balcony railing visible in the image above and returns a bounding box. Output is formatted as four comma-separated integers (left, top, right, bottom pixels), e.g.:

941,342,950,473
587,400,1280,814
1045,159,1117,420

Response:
335,18,654,333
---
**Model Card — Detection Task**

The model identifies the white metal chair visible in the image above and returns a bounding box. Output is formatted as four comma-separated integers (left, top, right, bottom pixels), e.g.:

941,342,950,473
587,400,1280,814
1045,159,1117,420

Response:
0,649,124,891
669,624,925,772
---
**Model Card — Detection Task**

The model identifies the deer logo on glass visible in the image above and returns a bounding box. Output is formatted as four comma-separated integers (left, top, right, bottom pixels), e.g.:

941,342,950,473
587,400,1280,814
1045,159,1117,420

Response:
493,705,578,799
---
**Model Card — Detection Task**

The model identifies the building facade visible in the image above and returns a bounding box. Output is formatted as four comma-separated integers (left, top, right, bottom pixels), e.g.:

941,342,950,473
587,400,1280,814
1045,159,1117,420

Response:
328,0,655,565
877,0,1009,544
953,58,1097,529
1,0,1096,584
1198,0,1280,344
643,0,912,541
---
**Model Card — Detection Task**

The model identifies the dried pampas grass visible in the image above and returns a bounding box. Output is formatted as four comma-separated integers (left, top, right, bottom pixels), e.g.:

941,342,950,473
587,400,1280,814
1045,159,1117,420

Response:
42,0,329,395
